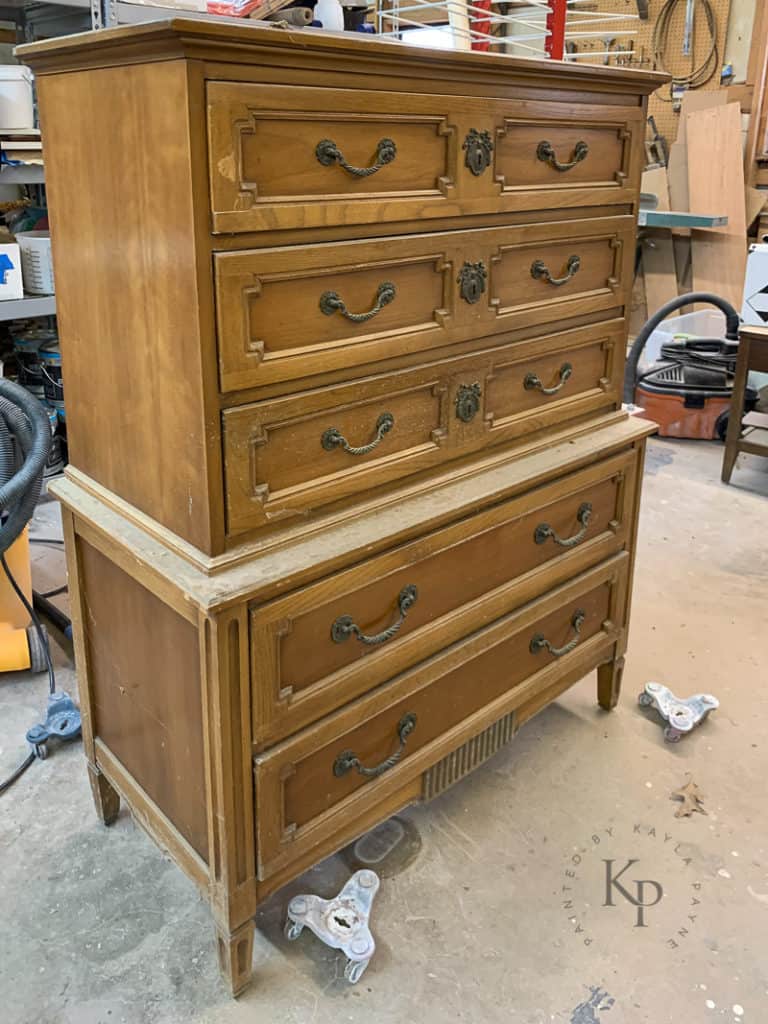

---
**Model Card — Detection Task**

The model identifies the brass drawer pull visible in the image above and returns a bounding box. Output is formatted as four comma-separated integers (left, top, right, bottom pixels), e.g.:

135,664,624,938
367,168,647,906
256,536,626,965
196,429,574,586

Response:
524,362,572,395
530,609,586,658
315,137,397,177
322,411,394,456
333,712,418,778
331,584,418,646
530,254,581,287
536,139,589,172
534,502,592,547
319,281,396,322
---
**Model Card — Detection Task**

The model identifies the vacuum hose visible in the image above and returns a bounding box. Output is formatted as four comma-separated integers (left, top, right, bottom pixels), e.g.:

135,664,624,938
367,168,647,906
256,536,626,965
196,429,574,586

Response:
623,292,740,405
0,378,51,555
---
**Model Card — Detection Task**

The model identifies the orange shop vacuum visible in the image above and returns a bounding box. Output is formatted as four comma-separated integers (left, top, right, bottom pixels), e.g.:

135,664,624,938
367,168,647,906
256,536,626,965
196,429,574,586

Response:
624,292,757,439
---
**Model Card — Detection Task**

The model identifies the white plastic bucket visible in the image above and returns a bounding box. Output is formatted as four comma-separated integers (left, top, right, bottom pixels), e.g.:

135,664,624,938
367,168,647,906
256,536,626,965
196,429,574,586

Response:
16,231,54,295
0,66,34,131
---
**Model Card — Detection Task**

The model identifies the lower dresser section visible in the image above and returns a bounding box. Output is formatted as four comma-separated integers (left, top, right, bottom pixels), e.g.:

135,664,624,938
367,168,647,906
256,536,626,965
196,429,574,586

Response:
52,415,650,991
254,553,628,881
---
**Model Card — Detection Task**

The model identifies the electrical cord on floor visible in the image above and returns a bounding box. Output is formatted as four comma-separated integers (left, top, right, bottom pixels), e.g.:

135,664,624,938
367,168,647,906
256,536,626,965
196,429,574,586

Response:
29,537,65,546
652,0,719,101
0,553,58,794
39,584,67,599
0,751,35,795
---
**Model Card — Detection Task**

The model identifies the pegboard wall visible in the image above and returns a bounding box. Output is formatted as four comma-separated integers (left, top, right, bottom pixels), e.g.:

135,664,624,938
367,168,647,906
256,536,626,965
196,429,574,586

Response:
568,0,733,145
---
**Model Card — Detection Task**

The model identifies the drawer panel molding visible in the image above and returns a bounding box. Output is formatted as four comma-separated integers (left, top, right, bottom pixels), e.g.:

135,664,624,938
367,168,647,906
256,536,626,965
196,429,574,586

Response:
223,322,623,534
253,554,630,880
249,448,637,747
215,218,633,393
208,83,645,235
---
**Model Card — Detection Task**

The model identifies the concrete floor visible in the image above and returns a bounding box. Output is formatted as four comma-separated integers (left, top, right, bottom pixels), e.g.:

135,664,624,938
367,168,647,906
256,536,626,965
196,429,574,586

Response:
1,437,767,1024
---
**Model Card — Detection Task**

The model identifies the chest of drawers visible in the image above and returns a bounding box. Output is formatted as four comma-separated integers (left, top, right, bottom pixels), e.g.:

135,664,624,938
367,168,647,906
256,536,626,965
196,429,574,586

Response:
22,21,663,995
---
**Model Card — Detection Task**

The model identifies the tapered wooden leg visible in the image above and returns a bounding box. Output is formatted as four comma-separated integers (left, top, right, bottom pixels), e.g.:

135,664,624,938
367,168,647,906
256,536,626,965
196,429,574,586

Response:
722,337,749,484
88,763,120,825
597,655,625,711
721,443,740,484
216,919,255,997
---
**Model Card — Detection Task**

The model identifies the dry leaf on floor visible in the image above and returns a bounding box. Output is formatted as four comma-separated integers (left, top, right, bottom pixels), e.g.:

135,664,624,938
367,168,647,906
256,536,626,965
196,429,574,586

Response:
671,777,707,818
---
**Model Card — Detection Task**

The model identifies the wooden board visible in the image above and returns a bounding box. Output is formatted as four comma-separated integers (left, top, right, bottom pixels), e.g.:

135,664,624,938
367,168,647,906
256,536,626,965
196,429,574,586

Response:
687,103,747,309
746,186,767,229
677,89,728,145
640,166,678,316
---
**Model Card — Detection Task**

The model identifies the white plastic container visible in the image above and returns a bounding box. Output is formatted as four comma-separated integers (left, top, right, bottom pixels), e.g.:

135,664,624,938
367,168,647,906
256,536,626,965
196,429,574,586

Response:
640,309,726,373
315,0,345,30
16,231,54,295
0,243,24,301
0,66,34,131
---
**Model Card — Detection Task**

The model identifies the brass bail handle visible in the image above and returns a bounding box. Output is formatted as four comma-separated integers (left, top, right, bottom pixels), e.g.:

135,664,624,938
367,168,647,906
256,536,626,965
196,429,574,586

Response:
319,281,396,323
530,254,581,287
322,412,395,457
331,584,418,647
530,609,586,658
536,139,589,172
524,362,573,396
333,713,418,778
316,137,397,177
534,502,592,547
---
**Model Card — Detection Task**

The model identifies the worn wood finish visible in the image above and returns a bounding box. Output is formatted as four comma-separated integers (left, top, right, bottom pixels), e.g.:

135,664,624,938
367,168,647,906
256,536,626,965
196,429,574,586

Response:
250,447,637,746
223,321,623,533
208,82,644,234
254,554,628,880
24,23,659,996
215,218,633,393
35,61,219,554
78,540,210,861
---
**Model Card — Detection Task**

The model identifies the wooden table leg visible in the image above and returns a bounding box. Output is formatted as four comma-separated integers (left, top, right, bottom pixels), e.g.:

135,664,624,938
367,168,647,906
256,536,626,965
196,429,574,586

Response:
722,335,751,484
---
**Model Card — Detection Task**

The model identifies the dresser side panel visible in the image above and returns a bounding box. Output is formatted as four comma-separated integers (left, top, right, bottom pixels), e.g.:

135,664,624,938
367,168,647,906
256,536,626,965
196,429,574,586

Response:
36,60,216,553
78,538,210,861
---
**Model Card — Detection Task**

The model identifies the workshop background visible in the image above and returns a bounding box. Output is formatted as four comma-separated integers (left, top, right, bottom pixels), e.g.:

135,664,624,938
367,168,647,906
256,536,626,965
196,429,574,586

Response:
0,1,767,1023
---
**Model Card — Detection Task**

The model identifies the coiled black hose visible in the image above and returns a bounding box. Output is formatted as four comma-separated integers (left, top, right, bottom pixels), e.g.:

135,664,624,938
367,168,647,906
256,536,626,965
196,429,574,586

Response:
0,381,53,796
0,379,51,556
623,292,740,405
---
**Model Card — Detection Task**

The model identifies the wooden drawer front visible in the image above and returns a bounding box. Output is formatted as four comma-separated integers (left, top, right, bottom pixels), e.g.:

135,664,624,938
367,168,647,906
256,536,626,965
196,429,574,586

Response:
254,555,629,879
495,118,630,194
250,447,638,746
215,217,632,392
207,83,643,235
223,321,623,534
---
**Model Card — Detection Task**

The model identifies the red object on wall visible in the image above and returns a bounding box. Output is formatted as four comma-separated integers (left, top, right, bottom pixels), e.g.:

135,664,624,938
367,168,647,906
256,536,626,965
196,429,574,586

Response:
470,0,492,51
544,0,566,60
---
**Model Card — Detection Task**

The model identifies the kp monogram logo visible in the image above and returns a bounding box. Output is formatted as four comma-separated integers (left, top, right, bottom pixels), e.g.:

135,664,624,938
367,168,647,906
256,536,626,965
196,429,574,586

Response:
603,858,664,927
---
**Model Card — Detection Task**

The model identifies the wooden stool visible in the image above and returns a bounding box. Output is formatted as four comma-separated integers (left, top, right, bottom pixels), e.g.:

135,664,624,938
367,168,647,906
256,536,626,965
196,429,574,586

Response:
722,325,768,483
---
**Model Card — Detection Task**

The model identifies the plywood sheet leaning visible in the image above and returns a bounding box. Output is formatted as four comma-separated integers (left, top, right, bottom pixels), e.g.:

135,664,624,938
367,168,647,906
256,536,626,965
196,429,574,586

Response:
687,103,747,310
640,166,679,316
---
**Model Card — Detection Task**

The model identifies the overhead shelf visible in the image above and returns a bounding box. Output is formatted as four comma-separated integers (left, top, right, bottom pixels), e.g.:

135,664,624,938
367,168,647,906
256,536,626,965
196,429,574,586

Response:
0,165,44,184
0,295,56,321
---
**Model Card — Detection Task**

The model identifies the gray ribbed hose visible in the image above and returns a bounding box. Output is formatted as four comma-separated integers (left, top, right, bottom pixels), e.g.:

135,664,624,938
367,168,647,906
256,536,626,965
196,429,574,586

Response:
623,292,741,405
0,379,51,555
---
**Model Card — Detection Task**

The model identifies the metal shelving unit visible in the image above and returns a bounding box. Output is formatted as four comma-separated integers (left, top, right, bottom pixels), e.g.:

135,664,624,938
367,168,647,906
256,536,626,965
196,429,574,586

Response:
0,294,55,320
